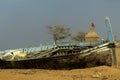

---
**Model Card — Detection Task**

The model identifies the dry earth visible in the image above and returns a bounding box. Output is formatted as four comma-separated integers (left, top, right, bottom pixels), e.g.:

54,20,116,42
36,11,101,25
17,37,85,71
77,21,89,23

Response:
0,48,120,80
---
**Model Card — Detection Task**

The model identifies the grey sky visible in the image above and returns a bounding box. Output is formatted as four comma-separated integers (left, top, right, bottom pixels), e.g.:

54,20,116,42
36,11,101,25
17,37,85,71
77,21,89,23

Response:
0,0,120,50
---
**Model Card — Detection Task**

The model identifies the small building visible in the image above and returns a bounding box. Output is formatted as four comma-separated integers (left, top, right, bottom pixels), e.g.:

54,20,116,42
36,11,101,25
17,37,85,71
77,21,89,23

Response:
85,22,100,42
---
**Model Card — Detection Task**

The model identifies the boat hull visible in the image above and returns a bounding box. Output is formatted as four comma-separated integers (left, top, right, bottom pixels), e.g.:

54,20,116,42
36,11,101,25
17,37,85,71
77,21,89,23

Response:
0,51,112,69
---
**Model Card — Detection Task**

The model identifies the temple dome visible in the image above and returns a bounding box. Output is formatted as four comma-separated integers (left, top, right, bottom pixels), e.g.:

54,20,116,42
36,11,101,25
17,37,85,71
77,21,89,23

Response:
85,30,99,38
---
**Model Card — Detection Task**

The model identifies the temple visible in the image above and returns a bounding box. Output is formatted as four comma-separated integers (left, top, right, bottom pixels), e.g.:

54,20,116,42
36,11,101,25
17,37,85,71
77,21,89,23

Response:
85,22,100,42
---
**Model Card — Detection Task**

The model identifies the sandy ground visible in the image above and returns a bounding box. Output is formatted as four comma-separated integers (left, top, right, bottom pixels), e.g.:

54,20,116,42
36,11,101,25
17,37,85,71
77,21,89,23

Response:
0,48,120,80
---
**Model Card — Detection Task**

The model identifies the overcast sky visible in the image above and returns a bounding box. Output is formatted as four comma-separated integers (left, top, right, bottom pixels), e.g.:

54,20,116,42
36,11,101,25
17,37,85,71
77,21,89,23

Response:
0,0,120,50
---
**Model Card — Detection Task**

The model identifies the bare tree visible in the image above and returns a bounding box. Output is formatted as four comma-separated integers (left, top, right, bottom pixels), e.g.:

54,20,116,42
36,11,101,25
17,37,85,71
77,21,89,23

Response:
47,25,71,44
71,32,87,42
